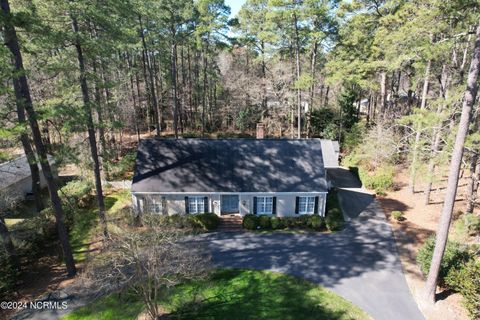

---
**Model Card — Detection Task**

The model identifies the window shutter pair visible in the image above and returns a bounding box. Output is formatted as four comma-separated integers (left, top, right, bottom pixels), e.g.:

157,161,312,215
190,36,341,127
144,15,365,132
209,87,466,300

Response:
184,196,209,213
295,196,320,214
253,196,276,214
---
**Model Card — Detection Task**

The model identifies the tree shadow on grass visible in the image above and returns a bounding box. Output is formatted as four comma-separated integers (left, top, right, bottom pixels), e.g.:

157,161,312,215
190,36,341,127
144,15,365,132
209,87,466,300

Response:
164,269,365,320
104,196,119,211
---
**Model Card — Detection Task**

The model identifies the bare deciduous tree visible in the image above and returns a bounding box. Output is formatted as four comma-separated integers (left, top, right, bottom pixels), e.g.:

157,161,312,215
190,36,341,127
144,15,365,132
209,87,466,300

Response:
84,215,210,319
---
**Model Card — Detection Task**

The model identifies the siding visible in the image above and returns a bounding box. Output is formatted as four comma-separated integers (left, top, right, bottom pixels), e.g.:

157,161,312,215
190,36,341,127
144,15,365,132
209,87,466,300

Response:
133,193,327,217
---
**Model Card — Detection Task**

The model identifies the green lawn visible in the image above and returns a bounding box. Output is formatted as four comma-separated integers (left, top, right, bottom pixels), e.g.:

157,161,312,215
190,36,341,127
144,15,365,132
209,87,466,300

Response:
70,189,131,262
63,269,370,320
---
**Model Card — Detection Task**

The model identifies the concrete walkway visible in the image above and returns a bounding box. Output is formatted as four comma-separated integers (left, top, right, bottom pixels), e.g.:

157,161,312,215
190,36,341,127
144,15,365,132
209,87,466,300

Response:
194,168,424,320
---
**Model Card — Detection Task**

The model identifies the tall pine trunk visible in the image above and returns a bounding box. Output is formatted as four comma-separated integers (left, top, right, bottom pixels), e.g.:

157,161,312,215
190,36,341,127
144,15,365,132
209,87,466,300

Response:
1,0,76,276
409,58,432,194
71,14,108,238
293,12,301,139
425,62,451,205
423,24,480,304
307,41,318,138
18,113,43,212
0,216,19,270
171,37,179,139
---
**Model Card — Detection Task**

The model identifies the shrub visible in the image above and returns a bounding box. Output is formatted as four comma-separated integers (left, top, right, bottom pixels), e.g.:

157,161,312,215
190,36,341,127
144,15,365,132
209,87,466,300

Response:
294,215,310,228
416,236,470,285
445,258,480,319
463,214,480,236
326,208,343,231
326,191,339,211
191,213,220,231
359,165,395,194
282,217,297,228
391,211,404,221
270,217,285,230
242,214,259,230
60,179,94,208
0,249,17,298
167,214,197,229
109,152,137,180
308,215,325,231
258,215,272,229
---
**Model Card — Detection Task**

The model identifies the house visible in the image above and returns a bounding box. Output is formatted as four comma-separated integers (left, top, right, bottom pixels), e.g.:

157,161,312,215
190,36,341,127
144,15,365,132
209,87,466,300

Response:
0,155,55,200
131,138,333,217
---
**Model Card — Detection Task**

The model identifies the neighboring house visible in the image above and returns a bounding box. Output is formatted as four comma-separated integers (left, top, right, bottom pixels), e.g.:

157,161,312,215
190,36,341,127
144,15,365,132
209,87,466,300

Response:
0,155,55,200
131,138,335,217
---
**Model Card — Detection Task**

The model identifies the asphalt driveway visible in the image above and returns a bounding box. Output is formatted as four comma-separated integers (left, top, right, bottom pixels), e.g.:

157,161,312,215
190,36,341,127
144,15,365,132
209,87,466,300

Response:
12,168,423,320
195,168,424,320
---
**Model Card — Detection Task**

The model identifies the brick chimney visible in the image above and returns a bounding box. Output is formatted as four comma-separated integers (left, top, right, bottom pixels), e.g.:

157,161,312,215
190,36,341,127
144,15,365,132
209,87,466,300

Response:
256,122,265,139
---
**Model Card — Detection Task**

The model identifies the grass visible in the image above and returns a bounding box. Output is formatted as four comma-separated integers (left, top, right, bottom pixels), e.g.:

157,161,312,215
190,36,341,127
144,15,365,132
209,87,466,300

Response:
63,269,370,320
4,218,24,227
70,189,131,262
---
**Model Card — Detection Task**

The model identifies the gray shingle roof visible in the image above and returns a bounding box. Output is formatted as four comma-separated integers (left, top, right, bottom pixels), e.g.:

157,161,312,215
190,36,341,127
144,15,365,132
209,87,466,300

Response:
0,155,53,191
132,138,328,193
320,140,340,167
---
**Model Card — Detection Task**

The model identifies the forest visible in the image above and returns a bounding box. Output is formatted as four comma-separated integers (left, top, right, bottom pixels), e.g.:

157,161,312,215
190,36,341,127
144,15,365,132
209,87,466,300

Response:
1,0,480,319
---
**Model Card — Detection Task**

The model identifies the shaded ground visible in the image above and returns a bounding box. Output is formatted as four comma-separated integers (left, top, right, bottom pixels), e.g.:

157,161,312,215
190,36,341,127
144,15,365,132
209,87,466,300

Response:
4,189,130,320
376,168,471,320
63,269,370,320
194,168,424,320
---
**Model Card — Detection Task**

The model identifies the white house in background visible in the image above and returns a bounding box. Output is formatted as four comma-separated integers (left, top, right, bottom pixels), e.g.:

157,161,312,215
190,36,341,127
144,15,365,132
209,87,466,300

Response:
0,155,55,200
131,138,339,217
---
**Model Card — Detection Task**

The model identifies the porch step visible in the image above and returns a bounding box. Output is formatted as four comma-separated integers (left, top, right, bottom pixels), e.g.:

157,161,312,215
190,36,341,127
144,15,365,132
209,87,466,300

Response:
218,215,243,232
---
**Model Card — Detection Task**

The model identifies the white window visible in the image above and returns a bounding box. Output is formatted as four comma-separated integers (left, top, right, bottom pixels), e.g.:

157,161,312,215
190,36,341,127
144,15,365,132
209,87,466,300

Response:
299,196,315,214
257,196,273,214
189,196,205,214
148,197,163,214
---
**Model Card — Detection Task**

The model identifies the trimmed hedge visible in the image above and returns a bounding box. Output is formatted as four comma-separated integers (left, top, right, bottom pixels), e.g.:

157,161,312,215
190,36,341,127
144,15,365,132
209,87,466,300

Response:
242,214,326,231
151,213,220,231
258,215,271,229
191,213,220,231
325,208,343,231
243,214,259,230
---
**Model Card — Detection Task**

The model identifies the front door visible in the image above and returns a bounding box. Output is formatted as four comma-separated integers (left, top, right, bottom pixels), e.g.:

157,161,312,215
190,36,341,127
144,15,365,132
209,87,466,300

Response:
221,195,239,214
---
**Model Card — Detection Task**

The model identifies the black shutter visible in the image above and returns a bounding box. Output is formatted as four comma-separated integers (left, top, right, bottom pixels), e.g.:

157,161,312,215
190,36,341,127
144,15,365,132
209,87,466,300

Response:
272,197,277,215
203,196,208,213
253,197,257,214
295,196,299,214
185,196,189,214
314,196,319,215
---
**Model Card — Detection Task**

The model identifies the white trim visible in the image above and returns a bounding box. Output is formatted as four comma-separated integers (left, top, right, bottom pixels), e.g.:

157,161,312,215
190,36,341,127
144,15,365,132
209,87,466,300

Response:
298,196,315,215
256,196,274,215
132,191,328,195
188,196,205,214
